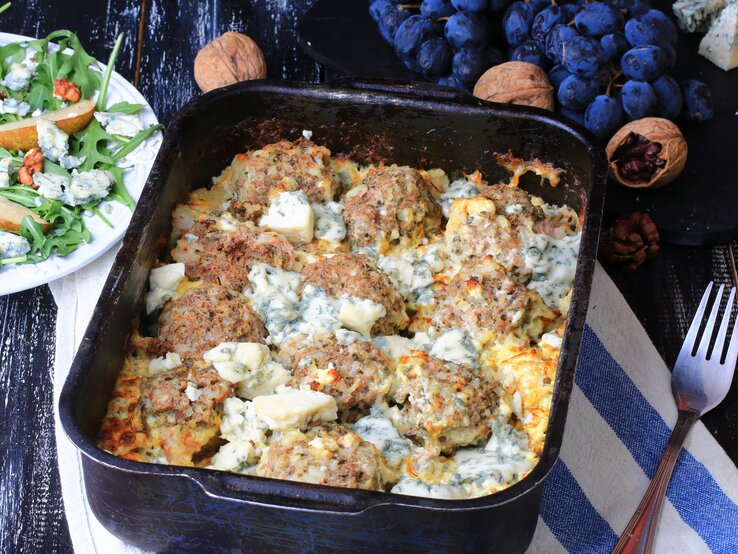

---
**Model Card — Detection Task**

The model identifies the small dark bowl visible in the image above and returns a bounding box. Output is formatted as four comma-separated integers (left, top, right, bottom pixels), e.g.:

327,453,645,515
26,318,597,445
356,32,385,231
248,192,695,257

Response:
59,79,606,553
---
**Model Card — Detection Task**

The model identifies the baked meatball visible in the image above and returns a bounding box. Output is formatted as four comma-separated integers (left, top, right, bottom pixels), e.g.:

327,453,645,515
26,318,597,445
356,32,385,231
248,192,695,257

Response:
213,139,336,206
390,351,497,454
139,366,233,465
300,254,408,335
256,423,389,490
432,260,557,344
172,218,294,291
279,333,390,417
159,284,267,355
344,165,442,253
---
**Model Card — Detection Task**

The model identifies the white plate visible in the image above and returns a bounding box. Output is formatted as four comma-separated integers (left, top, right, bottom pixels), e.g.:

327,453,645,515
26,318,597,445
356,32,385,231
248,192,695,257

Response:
0,32,162,296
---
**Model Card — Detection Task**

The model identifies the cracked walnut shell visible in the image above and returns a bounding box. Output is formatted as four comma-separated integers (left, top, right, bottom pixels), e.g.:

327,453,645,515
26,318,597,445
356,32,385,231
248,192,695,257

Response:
606,118,687,189
473,62,554,111
194,32,267,93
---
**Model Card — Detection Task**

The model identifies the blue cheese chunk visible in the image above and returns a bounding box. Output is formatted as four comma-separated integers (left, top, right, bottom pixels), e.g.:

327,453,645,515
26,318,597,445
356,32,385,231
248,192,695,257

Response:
252,389,338,431
0,157,13,188
311,201,346,242
36,118,70,162
376,245,444,304
522,230,581,310
673,0,727,32
145,262,185,313
352,405,413,467
33,172,71,202
210,397,270,471
203,342,291,399
429,328,479,369
148,352,182,373
0,230,30,260
699,2,738,70
66,169,114,205
337,295,386,337
2,62,33,91
259,190,314,245
0,98,31,116
94,111,144,138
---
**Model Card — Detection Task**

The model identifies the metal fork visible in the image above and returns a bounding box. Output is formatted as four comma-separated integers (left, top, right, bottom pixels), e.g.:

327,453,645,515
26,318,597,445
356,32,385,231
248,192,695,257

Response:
612,282,738,554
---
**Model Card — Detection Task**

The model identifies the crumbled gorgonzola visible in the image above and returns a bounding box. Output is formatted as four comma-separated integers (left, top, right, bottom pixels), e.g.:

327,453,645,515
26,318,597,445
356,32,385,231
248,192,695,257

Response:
94,111,144,138
522,230,581,309
148,352,182,373
371,333,430,367
252,388,338,431
2,62,33,91
429,328,479,369
0,157,13,188
36,118,69,162
311,201,346,242
33,172,71,202
209,397,270,472
437,178,481,217
203,341,291,399
65,169,114,206
145,262,185,313
0,230,30,260
259,190,314,245
337,295,386,337
0,98,31,116
352,404,413,467
376,244,444,304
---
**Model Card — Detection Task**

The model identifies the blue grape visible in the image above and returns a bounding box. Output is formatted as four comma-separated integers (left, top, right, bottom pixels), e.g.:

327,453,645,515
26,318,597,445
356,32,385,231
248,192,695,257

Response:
561,3,582,21
600,32,629,61
452,47,489,86
528,0,553,12
560,36,604,78
621,80,657,120
619,0,651,17
503,1,536,48
560,107,585,125
642,9,678,46
451,0,488,12
394,16,437,60
545,24,579,62
437,74,467,89
445,10,489,49
421,0,457,18
417,37,454,77
661,43,676,70
681,80,714,121
548,64,571,90
378,5,412,43
558,74,598,110
584,95,624,139
624,16,663,47
370,0,392,23
512,40,549,68
621,45,665,81
575,3,624,38
651,75,682,119
532,6,566,42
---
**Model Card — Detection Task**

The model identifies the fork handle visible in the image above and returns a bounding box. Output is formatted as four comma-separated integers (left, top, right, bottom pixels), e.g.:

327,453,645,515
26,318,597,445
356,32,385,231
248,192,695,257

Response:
611,409,699,554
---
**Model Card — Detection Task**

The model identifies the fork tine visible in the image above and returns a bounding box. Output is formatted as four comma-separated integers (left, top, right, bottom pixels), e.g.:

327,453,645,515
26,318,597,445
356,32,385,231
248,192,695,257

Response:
697,283,724,358
715,287,736,363
724,288,738,366
681,282,713,357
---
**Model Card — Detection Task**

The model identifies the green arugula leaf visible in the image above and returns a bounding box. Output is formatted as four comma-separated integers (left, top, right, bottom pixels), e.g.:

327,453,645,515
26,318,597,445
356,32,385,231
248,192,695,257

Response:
105,101,145,114
97,33,123,111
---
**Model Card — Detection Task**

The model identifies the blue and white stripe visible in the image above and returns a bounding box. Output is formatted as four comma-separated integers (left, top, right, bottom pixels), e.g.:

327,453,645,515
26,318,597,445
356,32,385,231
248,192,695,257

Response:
530,266,738,554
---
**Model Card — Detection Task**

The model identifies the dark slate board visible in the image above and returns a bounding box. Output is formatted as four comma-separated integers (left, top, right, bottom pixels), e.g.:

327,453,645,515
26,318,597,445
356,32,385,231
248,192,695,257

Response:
298,0,738,246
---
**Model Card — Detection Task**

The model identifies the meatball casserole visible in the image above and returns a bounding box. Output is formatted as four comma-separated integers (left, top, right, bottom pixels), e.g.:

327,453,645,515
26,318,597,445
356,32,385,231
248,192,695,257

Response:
99,135,582,500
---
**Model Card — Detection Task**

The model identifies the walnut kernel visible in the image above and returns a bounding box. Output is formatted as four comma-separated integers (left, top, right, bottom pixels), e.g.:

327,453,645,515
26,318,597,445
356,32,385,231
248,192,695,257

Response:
194,32,267,93
606,118,687,189
473,61,554,111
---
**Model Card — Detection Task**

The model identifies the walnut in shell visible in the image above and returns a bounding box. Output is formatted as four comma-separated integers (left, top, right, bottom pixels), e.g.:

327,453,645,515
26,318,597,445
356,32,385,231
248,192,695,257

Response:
473,61,554,111
194,32,267,93
605,118,687,189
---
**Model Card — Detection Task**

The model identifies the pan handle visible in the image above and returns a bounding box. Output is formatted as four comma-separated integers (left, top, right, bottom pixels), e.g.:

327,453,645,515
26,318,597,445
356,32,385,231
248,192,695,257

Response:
330,76,480,105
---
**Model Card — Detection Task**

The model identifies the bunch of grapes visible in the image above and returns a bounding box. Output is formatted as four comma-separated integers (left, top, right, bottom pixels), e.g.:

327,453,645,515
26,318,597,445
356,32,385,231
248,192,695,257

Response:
369,0,714,140
369,0,509,90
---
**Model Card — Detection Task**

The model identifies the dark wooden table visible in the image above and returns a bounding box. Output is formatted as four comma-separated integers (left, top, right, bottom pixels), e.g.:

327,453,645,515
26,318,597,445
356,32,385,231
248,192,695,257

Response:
0,2,735,552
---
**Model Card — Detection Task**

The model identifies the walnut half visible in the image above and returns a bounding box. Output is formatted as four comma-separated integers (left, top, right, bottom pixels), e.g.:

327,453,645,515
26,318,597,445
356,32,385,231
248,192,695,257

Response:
194,32,267,93
473,61,554,111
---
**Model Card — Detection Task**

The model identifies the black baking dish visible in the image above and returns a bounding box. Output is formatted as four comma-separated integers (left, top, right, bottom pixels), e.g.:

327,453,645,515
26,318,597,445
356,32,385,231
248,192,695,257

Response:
59,79,606,553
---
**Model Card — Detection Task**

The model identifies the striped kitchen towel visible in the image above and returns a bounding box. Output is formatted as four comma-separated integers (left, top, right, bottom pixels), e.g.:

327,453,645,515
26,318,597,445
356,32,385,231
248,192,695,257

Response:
51,260,738,553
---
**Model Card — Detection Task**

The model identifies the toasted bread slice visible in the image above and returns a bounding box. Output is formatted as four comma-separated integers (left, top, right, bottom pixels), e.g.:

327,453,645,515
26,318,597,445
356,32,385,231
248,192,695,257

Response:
0,98,95,151
0,196,49,233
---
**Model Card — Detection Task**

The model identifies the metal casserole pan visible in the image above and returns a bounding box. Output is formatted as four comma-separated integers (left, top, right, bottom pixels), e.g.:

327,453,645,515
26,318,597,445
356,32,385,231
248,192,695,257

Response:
59,79,606,553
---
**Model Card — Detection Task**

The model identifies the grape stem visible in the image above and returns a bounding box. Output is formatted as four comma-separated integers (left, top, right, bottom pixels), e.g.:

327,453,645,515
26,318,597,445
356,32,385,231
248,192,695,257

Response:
607,69,624,97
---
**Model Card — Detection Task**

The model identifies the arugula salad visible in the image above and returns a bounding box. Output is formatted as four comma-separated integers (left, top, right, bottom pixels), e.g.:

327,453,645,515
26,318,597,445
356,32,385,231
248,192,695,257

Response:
0,30,163,268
